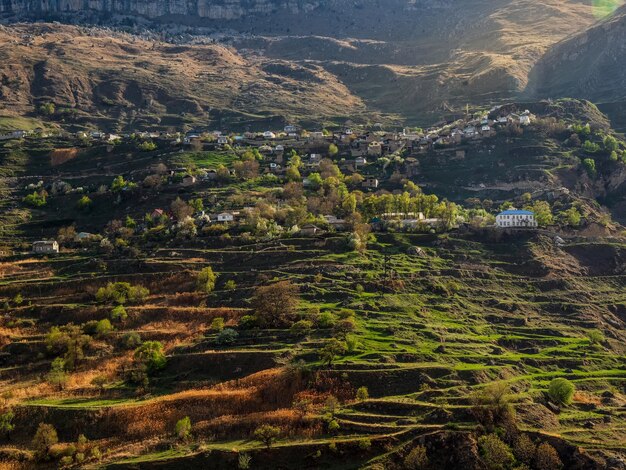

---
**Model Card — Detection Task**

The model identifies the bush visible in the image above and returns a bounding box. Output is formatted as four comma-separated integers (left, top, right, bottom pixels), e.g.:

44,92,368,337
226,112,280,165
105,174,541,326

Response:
215,328,238,345
95,318,113,337
96,282,149,305
76,195,92,211
327,419,340,434
23,191,47,207
134,341,166,374
175,416,192,441
122,332,142,349
356,386,369,401
290,320,313,336
210,317,225,331
404,444,429,469
110,305,128,322
478,434,514,470
535,442,563,470
357,438,371,451
547,378,575,405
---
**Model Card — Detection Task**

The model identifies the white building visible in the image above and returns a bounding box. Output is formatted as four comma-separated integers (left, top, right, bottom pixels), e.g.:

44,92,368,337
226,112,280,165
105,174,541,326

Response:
496,210,537,228
263,131,276,139
217,212,235,223
32,240,59,254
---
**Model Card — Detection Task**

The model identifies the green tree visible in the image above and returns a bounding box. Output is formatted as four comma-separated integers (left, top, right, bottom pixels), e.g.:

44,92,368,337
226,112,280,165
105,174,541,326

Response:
76,195,92,211
210,317,225,332
0,409,15,441
582,158,597,178
39,102,55,116
356,386,369,401
95,318,114,337
560,207,581,227
134,341,167,374
253,424,281,449
526,200,553,227
96,282,149,305
23,191,47,207
582,140,600,154
196,266,218,293
587,329,605,346
175,416,192,441
32,423,58,460
604,135,619,153
478,433,514,470
46,357,68,390
320,338,347,366
548,378,575,405
404,444,429,469
328,143,339,156
110,305,128,322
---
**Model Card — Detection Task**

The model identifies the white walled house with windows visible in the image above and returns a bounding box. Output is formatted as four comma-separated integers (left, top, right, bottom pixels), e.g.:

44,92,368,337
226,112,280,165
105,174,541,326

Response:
496,209,537,228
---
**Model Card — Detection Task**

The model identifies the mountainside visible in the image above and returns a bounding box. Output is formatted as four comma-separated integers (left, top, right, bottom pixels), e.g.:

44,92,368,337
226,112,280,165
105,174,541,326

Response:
526,4,626,129
0,23,368,131
0,1,613,128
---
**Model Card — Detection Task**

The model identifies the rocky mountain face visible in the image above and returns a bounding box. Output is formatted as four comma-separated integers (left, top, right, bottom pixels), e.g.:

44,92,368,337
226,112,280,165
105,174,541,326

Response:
0,0,622,127
526,4,626,129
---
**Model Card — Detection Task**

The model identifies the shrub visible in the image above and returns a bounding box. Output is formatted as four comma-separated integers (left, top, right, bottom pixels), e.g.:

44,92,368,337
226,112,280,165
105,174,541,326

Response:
210,317,225,331
0,409,15,440
587,329,605,346
175,416,192,441
96,282,149,305
478,434,514,470
327,419,340,434
470,382,515,428
46,357,68,390
225,279,237,290
320,338,347,366
357,438,371,451
110,305,128,322
317,311,336,328
215,328,238,345
134,341,166,374
138,141,157,151
535,442,563,470
513,434,536,465
290,320,313,336
548,378,575,405
76,195,92,211
95,319,114,337
122,332,142,349
404,444,429,469
253,424,280,449
23,191,47,207
582,158,597,178
238,453,252,469
356,386,369,401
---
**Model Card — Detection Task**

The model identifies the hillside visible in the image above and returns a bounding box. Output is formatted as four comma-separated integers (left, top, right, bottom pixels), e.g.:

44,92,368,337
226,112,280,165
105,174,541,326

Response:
1,101,626,468
0,24,368,132
0,0,615,128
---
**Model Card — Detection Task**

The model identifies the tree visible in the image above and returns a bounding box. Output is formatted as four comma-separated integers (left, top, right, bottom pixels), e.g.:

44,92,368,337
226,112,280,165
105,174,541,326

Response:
23,190,47,207
0,409,15,441
46,357,68,390
513,434,536,465
39,102,55,116
215,328,238,345
560,207,581,227
96,282,149,305
252,281,300,327
548,378,575,405
582,140,600,154
328,143,339,156
320,338,346,366
91,375,108,393
170,197,194,221
527,200,553,227
535,442,563,470
175,416,192,441
470,382,514,428
604,135,619,153
196,266,218,293
587,329,605,346
110,305,128,322
76,195,92,211
138,141,157,151
45,324,91,370
582,158,597,178
478,434,514,470
253,424,280,449
404,444,429,469
211,317,225,332
238,453,252,470
134,341,166,374
32,423,58,460
356,386,369,401
95,319,114,337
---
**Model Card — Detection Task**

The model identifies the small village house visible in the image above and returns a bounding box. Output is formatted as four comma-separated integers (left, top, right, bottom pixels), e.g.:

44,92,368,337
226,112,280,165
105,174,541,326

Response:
362,176,379,190
300,224,322,236
32,240,59,254
217,212,235,223
182,175,196,187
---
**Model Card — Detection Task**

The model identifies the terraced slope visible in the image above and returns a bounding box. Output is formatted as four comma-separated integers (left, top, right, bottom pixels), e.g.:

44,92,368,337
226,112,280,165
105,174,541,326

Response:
1,230,626,468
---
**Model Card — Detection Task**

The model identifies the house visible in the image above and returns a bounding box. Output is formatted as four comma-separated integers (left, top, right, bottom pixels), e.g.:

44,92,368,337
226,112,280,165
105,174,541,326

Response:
519,113,532,126
284,125,298,133
355,156,367,168
182,175,196,187
324,215,348,231
263,131,276,140
217,212,235,223
32,240,59,254
308,131,325,140
367,142,383,157
76,232,95,241
495,209,537,228
217,136,229,145
151,209,166,219
362,177,379,190
300,224,323,236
